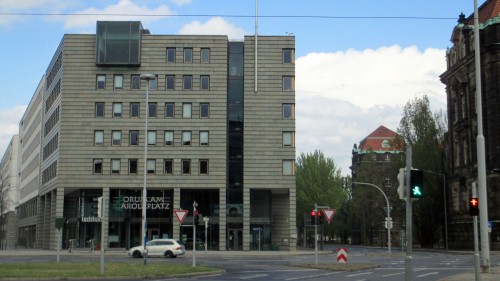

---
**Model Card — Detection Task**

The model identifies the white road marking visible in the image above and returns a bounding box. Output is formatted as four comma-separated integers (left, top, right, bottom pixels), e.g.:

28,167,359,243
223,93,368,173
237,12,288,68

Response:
240,274,268,279
346,272,373,277
416,272,439,278
285,272,339,280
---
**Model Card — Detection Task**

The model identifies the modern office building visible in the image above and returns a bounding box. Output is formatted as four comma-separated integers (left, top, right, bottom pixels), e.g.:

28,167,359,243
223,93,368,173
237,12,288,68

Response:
440,0,500,250
8,21,296,251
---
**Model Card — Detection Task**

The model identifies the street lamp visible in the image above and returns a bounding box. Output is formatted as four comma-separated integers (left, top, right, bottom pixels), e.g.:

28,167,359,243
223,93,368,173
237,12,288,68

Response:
140,73,156,265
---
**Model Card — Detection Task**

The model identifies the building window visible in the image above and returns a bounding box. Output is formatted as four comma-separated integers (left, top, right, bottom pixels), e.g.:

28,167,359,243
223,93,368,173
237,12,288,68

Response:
165,103,175,118
200,131,209,146
283,160,295,175
95,103,105,117
167,48,176,63
183,75,192,90
147,159,156,174
112,130,121,146
201,75,210,90
200,103,209,118
93,159,103,174
113,103,122,118
114,75,123,89
130,131,139,146
166,75,175,90
149,76,158,90
283,49,294,64
201,48,210,63
283,76,295,91
129,159,138,174
148,131,156,145
164,159,173,174
96,75,106,90
183,103,192,118
200,160,209,175
165,131,174,146
148,102,157,118
283,131,295,147
94,130,104,146
130,102,140,118
182,159,191,175
283,104,295,119
131,75,140,90
184,48,193,63
111,159,121,174
182,131,191,146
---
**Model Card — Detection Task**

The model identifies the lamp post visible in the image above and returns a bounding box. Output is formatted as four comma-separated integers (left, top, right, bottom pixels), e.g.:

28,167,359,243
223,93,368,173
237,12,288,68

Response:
140,74,156,265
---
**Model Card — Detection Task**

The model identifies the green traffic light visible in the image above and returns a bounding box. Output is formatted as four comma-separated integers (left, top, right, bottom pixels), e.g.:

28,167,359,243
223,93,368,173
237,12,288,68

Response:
412,186,422,196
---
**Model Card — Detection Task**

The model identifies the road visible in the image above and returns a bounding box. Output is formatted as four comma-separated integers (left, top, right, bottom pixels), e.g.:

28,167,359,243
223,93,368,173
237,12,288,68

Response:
0,246,498,281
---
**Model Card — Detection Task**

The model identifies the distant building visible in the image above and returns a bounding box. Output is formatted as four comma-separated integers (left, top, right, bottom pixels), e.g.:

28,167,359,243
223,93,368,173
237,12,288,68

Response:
350,125,403,245
2,21,296,251
0,136,20,249
440,0,500,250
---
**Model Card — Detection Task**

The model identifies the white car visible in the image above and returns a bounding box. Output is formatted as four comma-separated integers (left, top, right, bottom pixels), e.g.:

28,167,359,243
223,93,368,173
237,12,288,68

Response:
128,239,186,258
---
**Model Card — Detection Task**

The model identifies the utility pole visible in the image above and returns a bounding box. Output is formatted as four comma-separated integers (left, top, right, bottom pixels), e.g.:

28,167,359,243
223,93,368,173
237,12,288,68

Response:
473,0,490,272
405,145,413,281
192,201,198,267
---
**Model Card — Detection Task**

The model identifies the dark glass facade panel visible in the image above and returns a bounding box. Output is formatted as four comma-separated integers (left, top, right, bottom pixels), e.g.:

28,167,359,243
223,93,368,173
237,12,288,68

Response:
96,21,142,65
228,160,243,187
228,134,243,158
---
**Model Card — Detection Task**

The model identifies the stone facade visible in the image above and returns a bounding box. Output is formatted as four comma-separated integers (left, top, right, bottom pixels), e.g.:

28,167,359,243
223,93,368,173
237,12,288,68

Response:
440,3,500,250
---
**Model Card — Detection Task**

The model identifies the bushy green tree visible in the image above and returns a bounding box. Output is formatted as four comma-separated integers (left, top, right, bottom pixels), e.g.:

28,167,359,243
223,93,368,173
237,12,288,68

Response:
296,150,349,242
395,95,447,247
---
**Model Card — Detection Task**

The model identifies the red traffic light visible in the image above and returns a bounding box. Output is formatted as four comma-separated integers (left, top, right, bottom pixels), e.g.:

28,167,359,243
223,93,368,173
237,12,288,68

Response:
469,197,479,216
310,211,316,216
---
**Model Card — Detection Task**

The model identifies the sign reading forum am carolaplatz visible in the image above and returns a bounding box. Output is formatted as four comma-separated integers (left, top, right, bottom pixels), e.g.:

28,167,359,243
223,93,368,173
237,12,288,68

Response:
112,195,171,211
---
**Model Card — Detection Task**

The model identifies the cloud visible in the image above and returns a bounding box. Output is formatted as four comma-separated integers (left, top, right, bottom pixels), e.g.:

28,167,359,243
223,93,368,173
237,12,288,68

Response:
51,0,174,29
296,45,447,110
295,46,447,173
171,0,192,5
178,17,248,40
0,106,26,155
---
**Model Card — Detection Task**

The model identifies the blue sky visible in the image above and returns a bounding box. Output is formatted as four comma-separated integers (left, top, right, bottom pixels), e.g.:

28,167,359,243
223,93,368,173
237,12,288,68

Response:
0,0,475,173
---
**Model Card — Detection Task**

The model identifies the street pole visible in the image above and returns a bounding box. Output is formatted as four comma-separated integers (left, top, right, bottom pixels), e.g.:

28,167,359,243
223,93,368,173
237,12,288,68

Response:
314,203,318,266
100,198,105,274
473,0,490,272
140,74,156,266
352,182,391,254
472,183,481,281
193,201,198,267
203,217,209,253
405,145,413,281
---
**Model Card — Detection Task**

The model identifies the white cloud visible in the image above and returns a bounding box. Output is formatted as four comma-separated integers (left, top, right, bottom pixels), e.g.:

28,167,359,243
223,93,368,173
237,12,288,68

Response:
178,17,248,40
295,46,447,173
0,106,25,155
52,0,174,29
171,0,192,5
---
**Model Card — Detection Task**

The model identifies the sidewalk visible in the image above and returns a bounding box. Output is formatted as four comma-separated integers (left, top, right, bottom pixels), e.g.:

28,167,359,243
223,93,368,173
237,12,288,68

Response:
438,266,500,281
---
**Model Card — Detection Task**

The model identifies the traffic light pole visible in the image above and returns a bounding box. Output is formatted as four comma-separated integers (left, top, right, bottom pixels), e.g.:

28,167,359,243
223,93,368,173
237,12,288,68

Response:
352,182,391,254
314,203,330,265
405,145,413,281
472,183,480,281
192,201,197,267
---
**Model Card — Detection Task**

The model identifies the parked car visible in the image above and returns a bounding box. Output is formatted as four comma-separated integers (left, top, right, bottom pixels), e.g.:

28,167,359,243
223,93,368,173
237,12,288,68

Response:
128,239,185,258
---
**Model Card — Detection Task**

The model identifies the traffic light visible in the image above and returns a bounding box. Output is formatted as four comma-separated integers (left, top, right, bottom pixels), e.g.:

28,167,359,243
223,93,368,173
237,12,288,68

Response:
397,168,406,200
469,197,479,216
318,211,323,225
194,211,200,226
410,170,424,198
310,211,316,225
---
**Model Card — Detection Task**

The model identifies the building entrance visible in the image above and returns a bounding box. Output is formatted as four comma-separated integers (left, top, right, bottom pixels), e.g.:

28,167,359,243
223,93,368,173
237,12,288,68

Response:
227,228,242,251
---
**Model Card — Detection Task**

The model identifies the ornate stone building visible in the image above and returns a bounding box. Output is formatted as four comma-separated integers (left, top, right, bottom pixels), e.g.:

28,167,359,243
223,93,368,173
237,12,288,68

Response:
440,0,500,250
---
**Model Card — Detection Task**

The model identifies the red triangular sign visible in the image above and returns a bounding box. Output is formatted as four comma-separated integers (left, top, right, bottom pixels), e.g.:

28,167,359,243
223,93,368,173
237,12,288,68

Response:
323,209,336,223
174,210,188,224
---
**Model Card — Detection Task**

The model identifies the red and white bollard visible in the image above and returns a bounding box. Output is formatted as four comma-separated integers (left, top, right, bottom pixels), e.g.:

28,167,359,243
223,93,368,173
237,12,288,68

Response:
337,247,348,263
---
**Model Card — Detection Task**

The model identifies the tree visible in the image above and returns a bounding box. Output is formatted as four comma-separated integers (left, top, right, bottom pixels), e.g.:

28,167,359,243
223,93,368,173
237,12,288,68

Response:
295,150,349,242
395,95,447,247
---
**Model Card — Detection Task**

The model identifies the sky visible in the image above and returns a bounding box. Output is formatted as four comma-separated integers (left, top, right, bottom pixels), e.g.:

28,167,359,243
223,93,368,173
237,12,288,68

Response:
0,0,475,174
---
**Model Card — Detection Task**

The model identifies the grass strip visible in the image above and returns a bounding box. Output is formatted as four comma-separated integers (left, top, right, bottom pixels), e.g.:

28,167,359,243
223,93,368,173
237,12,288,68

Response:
0,262,218,278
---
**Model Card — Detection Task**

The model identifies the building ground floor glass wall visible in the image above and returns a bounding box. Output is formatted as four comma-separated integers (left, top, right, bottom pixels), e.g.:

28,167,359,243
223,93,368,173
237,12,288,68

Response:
32,187,296,251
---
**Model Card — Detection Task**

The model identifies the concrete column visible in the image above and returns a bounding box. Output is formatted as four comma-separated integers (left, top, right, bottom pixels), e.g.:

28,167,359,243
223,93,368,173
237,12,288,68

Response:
289,188,297,251
43,193,51,249
35,195,45,249
219,188,226,251
173,188,181,240
243,187,250,251
50,190,57,250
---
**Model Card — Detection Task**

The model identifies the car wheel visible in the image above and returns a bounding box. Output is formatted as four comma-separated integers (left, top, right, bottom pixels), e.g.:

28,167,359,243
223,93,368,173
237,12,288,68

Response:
133,250,142,258
165,251,174,258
